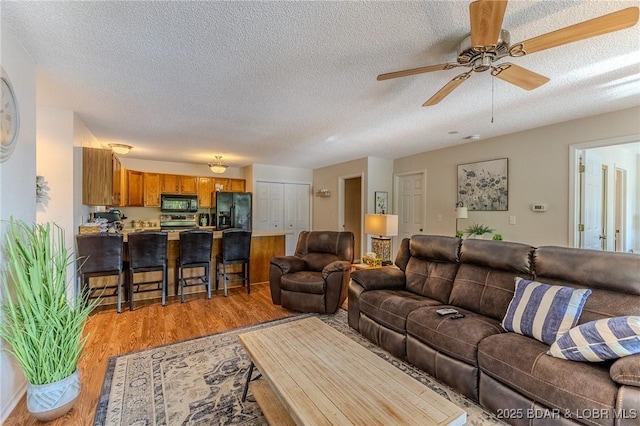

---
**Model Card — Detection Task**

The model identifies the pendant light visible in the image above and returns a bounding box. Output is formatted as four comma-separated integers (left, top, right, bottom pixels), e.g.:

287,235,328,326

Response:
109,143,132,155
208,156,228,174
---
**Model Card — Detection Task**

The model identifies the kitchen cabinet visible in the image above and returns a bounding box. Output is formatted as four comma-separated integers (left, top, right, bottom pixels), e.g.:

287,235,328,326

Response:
144,173,161,207
127,170,144,206
197,177,213,208
229,178,246,192
82,147,113,206
213,178,245,192
180,175,198,194
160,173,198,194
113,157,128,207
160,174,180,193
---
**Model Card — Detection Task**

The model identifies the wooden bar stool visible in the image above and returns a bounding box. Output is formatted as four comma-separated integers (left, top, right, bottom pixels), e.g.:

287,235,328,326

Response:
76,233,125,313
127,231,168,311
176,229,213,303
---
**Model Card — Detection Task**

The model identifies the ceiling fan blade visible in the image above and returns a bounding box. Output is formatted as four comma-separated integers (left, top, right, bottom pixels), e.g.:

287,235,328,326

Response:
377,63,458,81
470,0,508,47
491,63,549,90
423,72,471,107
510,7,639,56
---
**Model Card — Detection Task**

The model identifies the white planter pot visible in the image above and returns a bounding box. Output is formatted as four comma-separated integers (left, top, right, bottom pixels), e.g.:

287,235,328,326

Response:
27,370,81,421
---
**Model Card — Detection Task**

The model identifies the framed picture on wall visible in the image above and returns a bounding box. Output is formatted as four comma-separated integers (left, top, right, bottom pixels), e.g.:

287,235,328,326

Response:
375,191,388,214
457,158,508,211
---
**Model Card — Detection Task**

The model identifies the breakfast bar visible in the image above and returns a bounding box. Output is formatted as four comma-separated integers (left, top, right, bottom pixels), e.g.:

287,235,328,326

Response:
87,229,288,306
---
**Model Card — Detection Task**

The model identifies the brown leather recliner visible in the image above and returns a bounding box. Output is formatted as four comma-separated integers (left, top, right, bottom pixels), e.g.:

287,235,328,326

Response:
269,231,354,314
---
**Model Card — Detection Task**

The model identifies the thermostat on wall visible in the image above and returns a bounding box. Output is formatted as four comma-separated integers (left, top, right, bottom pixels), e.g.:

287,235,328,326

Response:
531,204,547,212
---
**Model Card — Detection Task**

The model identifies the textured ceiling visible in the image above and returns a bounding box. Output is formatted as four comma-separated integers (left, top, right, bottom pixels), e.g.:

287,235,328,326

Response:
2,1,639,169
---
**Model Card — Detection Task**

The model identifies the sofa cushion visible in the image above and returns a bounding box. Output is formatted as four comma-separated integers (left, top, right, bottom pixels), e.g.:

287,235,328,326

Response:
407,306,504,366
405,258,459,303
478,333,618,421
280,271,325,294
501,278,591,345
359,290,440,334
449,239,535,320
549,316,640,362
534,246,640,324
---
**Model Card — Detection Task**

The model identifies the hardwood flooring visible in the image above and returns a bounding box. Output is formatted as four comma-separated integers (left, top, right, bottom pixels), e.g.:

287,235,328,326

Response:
4,283,293,426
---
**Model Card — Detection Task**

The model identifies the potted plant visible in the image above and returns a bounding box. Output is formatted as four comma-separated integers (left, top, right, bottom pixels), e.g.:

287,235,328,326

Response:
0,219,96,421
492,233,503,241
464,223,494,239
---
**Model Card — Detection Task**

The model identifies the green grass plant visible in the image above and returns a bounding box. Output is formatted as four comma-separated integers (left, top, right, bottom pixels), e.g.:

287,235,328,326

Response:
0,218,97,385
464,223,494,238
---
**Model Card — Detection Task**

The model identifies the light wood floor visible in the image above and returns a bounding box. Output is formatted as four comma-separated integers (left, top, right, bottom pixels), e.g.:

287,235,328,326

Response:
4,283,293,426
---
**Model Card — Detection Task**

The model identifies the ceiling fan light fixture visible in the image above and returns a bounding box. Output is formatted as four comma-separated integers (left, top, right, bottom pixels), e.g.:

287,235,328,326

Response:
109,143,132,155
208,155,228,174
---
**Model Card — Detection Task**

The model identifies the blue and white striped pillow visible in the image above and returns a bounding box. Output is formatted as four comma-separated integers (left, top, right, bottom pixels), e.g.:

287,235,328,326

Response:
548,317,640,362
501,278,592,345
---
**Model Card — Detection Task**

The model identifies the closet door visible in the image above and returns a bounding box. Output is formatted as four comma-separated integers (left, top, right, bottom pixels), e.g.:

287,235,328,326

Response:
255,181,284,231
284,183,310,255
268,183,284,230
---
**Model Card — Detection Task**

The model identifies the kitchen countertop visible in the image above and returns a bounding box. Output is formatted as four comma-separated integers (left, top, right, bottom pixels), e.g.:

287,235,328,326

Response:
118,227,292,241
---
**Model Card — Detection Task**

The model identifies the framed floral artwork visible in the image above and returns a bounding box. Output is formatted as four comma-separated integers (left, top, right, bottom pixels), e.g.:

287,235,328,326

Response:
375,191,388,214
457,158,508,211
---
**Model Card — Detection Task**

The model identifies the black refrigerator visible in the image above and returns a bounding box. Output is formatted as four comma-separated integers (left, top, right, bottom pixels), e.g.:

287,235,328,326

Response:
214,192,252,230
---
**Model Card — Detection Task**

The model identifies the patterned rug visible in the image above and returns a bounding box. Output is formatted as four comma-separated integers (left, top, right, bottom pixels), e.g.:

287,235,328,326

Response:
94,309,505,425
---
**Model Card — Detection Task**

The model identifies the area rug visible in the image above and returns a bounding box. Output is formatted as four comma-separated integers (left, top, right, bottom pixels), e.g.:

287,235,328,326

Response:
94,309,505,425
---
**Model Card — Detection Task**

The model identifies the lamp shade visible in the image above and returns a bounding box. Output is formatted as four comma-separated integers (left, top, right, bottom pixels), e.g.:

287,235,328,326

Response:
364,214,398,237
456,206,468,219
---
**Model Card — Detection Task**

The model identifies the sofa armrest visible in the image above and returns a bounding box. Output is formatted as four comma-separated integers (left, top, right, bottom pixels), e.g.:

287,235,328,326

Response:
270,256,307,275
351,268,406,291
610,354,640,387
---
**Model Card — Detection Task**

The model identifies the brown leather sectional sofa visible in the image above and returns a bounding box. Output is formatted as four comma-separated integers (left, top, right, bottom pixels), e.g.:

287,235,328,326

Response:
348,235,640,426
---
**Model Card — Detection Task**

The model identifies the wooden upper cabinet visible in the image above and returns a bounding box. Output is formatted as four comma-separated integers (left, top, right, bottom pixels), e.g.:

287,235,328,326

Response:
127,170,144,207
180,175,198,194
213,178,229,192
197,177,213,208
110,155,128,206
229,179,246,192
160,174,180,194
212,177,246,193
144,173,161,207
82,147,113,206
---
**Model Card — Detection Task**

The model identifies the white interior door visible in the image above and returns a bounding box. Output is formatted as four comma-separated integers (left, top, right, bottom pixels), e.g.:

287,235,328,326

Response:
398,173,425,241
582,151,604,250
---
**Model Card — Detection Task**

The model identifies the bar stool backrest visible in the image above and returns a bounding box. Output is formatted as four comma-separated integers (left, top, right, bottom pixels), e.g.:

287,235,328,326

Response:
76,233,123,274
221,229,252,261
179,230,213,265
128,231,168,269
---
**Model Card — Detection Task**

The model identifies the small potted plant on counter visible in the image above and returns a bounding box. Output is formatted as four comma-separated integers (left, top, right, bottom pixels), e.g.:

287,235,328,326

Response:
0,219,96,421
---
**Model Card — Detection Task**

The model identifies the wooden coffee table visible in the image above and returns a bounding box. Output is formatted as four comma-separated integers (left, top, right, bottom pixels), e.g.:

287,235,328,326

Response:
239,316,466,425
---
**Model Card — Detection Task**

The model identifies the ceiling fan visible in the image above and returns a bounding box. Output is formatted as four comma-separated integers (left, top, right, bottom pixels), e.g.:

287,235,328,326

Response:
377,1,639,107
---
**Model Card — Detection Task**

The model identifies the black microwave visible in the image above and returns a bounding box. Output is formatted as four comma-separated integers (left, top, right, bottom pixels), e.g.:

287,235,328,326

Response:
160,194,198,212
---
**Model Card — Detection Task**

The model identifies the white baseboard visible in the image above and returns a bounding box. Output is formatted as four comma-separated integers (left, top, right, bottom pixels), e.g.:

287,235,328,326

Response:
0,381,26,425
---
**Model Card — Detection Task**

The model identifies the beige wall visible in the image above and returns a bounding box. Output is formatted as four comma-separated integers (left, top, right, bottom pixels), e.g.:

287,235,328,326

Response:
393,107,640,247
0,28,37,423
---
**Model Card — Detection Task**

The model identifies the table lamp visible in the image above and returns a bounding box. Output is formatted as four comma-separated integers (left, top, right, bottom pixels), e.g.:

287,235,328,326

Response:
364,214,399,265
455,201,468,236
